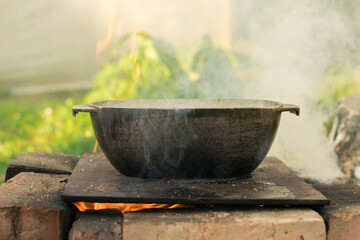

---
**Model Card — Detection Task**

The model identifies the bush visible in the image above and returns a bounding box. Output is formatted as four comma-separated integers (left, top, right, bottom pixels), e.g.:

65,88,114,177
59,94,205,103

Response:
0,33,249,183
315,66,360,135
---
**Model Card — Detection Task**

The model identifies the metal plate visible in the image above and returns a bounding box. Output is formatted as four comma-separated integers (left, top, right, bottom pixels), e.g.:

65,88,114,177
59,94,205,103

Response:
61,153,329,206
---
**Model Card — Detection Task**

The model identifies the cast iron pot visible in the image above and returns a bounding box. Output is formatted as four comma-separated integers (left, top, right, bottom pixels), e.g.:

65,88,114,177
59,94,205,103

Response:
73,99,299,178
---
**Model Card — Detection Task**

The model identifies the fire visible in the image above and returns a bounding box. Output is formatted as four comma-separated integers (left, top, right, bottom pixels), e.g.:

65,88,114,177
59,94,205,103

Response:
72,202,195,213
96,0,123,64
136,63,140,78
92,140,98,152
96,24,113,63
87,131,194,214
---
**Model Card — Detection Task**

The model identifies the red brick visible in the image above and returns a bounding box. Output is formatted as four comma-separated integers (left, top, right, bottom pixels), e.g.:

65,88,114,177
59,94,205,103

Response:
0,172,73,240
5,152,79,181
314,183,360,240
0,206,14,240
69,210,122,240
123,207,326,240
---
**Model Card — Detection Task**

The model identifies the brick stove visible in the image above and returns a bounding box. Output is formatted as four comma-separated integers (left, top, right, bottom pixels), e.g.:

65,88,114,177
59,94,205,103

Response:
1,152,360,240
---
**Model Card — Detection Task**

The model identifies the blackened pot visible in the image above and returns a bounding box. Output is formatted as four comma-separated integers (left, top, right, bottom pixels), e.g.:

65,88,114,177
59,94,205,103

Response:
73,99,299,178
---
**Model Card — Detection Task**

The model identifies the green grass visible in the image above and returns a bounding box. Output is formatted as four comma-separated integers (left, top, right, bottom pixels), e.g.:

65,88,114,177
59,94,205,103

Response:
0,91,94,184
0,161,6,184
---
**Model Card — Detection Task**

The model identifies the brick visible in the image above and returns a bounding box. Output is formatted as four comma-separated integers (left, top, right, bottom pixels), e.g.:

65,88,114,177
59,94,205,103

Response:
69,210,122,240
0,206,14,240
0,172,73,240
314,183,360,240
123,207,326,240
5,152,80,181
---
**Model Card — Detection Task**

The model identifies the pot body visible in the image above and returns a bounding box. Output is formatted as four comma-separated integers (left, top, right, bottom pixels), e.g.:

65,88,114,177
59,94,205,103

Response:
73,99,299,178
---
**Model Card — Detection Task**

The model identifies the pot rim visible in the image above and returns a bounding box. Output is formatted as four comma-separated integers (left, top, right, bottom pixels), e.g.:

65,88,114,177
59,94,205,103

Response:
72,99,300,116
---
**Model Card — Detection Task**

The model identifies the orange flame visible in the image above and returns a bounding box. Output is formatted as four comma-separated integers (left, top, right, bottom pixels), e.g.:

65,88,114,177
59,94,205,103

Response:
92,140,98,153
96,0,123,64
96,24,113,63
72,202,196,213
136,63,140,78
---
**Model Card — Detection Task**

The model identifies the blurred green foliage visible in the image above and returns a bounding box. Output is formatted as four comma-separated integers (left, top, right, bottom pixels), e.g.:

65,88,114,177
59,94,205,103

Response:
315,66,360,135
0,32,358,184
85,33,247,101
0,83,11,99
0,33,247,184
0,92,92,184
85,33,189,101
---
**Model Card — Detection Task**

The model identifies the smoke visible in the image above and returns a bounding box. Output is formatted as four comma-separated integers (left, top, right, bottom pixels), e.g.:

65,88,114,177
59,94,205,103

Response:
136,105,198,178
98,0,358,181
170,0,355,182
228,0,356,182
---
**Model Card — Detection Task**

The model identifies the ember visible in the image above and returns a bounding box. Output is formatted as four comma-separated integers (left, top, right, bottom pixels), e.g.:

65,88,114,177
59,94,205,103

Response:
72,202,195,213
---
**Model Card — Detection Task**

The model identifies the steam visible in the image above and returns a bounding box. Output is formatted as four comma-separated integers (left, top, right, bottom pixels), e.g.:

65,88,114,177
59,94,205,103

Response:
170,0,354,182
137,107,198,178
100,0,357,181
228,0,355,182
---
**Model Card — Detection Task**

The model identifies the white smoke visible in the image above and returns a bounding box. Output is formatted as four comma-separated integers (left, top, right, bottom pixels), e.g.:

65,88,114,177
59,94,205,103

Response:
98,0,357,182
231,0,356,182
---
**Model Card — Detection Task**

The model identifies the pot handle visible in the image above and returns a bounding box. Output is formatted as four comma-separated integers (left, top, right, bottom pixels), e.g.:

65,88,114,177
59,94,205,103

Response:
279,104,300,116
72,105,96,117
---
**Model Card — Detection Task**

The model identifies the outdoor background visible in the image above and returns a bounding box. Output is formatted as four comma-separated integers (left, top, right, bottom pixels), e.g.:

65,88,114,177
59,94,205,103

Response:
1,0,360,184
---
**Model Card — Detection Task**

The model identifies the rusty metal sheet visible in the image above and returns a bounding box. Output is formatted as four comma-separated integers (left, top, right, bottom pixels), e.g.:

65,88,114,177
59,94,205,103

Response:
61,153,329,206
